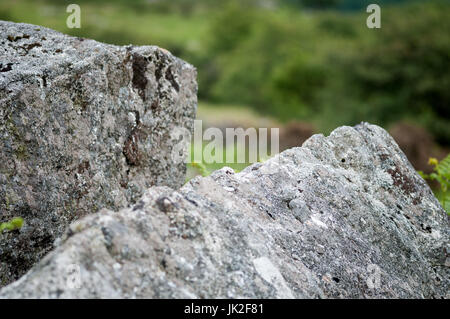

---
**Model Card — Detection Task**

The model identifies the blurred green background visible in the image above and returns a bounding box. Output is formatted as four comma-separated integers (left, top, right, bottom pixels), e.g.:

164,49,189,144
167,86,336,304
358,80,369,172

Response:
1,0,449,177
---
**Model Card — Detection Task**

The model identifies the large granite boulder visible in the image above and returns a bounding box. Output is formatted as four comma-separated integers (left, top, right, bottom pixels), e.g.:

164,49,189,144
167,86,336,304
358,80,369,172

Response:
0,21,197,286
1,123,447,298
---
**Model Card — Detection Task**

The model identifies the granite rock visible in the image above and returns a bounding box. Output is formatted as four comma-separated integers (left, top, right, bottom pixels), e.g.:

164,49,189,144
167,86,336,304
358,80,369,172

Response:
1,123,447,298
0,21,197,286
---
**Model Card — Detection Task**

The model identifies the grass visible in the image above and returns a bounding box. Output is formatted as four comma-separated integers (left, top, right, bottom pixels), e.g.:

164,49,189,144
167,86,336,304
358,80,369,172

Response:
185,102,280,180
197,102,280,129
186,141,253,180
419,156,450,214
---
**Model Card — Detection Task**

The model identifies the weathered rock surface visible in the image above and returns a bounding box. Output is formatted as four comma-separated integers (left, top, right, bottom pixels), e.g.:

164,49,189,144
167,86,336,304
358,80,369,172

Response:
1,123,448,298
0,21,197,286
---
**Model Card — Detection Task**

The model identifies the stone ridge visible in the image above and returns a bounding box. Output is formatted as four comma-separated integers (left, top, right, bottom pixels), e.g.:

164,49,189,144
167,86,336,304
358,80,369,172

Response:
0,21,197,286
1,123,447,298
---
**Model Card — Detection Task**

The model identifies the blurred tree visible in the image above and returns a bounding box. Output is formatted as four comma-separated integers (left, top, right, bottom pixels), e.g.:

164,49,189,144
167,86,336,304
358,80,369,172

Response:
268,53,325,119
336,2,450,144
207,2,255,55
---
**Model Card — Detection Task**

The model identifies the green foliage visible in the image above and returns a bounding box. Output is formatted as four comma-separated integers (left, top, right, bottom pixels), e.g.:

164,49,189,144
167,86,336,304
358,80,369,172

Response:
187,136,250,178
205,4,325,119
268,53,325,119
201,1,450,142
336,2,450,144
419,155,450,214
0,217,24,232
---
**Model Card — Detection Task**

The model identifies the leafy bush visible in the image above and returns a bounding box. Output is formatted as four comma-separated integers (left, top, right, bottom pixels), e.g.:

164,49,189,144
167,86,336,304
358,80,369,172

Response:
419,155,450,214
330,2,450,143
205,3,324,119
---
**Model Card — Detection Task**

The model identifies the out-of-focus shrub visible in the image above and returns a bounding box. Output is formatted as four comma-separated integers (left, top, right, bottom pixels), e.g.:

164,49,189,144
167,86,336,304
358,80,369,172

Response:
334,2,450,144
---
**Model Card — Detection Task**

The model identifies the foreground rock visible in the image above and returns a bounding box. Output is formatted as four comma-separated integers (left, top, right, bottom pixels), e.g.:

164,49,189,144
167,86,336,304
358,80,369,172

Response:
1,123,448,298
0,21,197,285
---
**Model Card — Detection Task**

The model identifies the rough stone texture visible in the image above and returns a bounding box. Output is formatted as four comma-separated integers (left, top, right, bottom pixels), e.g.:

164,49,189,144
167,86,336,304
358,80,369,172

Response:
0,21,197,286
1,123,448,298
